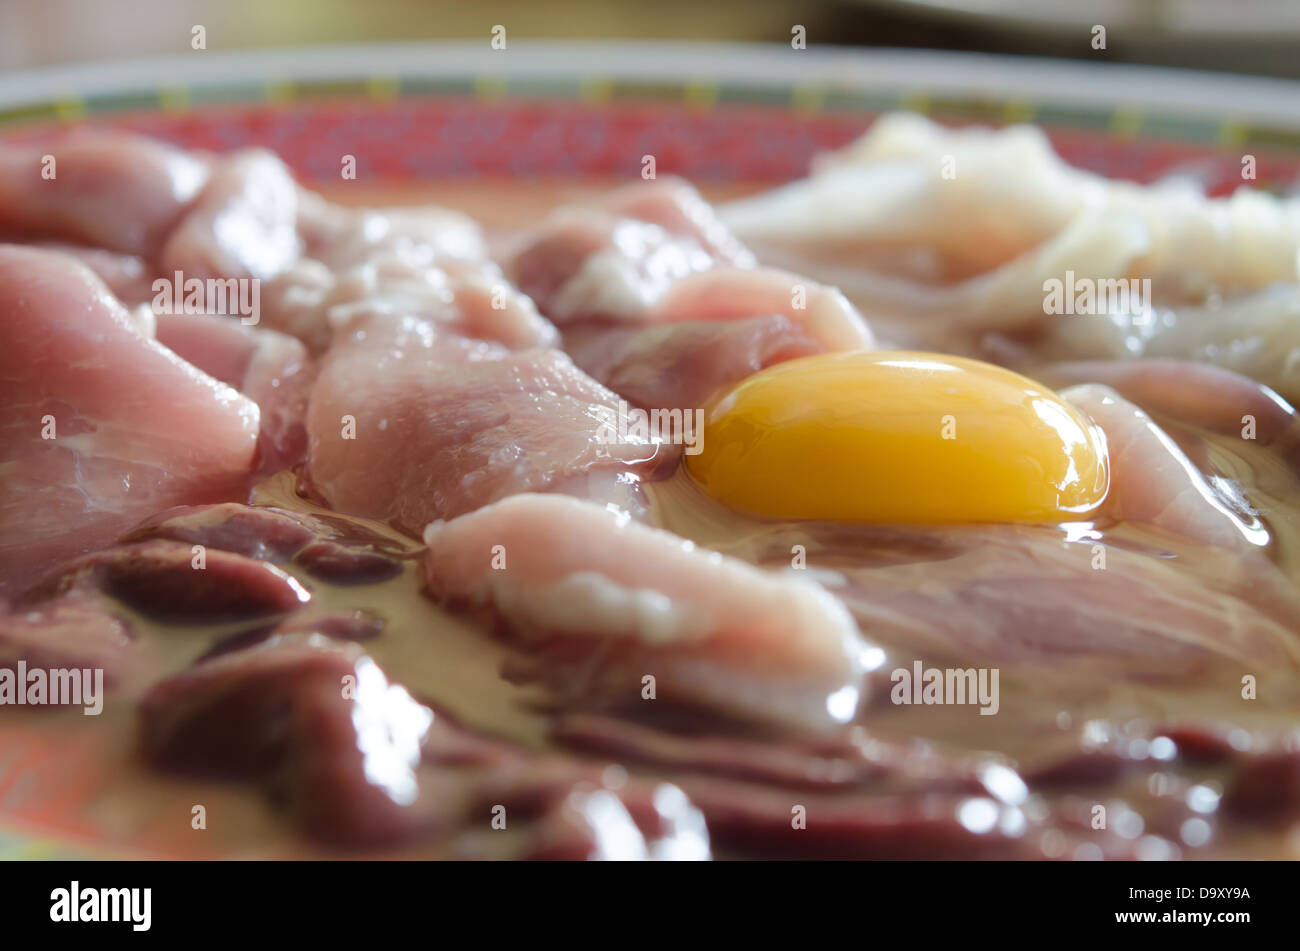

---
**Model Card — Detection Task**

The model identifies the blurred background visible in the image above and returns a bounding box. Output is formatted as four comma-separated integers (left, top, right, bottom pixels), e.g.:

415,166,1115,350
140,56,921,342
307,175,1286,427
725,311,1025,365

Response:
3,0,1300,77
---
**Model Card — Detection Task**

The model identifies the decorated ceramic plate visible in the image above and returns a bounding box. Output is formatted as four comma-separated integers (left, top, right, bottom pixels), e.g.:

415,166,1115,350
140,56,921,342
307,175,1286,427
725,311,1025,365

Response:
2,43,1299,862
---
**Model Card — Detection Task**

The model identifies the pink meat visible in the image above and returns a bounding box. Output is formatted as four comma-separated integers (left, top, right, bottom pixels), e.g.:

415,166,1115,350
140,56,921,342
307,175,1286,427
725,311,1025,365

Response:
20,539,310,625
563,314,821,409
320,256,558,350
645,266,874,351
507,178,752,318
1063,384,1264,550
154,315,312,471
423,493,871,731
507,181,874,353
122,502,407,586
513,212,716,321
297,193,491,273
257,194,523,353
30,242,155,305
817,521,1297,681
260,255,558,355
306,312,673,535
0,134,208,256
0,246,259,594
1046,359,1300,473
160,148,301,281
599,177,757,267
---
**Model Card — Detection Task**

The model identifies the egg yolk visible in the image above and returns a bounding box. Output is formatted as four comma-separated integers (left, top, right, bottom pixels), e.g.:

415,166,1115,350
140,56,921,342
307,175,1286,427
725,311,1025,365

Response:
685,350,1109,524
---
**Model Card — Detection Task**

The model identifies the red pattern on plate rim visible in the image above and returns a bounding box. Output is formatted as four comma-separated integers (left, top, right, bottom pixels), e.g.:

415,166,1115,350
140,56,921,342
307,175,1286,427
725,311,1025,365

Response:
0,98,1295,193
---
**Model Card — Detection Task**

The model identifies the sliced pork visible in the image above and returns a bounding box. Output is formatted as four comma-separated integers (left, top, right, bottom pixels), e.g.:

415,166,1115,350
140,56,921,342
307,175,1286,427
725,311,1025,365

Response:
508,181,872,349
160,149,300,281
306,308,672,535
506,179,873,412
813,520,1297,680
154,315,312,471
645,266,873,351
29,242,156,305
598,177,757,267
423,493,871,731
1063,384,1266,551
257,194,524,354
0,134,208,256
1044,359,1299,448
507,178,750,321
0,246,259,595
563,314,821,411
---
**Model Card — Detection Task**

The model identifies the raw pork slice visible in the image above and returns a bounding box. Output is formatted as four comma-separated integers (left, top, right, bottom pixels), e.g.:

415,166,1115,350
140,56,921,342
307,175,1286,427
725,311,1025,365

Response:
597,177,757,267
507,177,753,320
644,266,873,351
306,310,674,535
0,134,208,256
563,314,821,410
423,493,871,731
29,242,155,305
0,246,259,594
160,148,300,281
507,182,873,352
817,520,1297,681
1062,384,1266,551
507,181,872,410
1044,359,1298,450
154,315,312,471
258,194,528,354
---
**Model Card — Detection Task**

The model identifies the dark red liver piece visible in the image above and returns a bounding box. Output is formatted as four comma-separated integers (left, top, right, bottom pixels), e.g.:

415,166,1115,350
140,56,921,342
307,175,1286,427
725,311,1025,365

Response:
122,503,319,562
1159,725,1240,764
677,779,1026,860
122,503,406,585
520,781,710,861
293,540,403,585
140,635,446,847
196,609,384,663
140,633,706,855
1222,752,1300,823
1025,751,1143,788
22,540,310,623
552,713,891,790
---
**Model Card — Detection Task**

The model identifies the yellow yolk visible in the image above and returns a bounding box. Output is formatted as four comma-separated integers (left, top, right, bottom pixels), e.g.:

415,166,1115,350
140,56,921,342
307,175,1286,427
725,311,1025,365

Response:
685,350,1109,524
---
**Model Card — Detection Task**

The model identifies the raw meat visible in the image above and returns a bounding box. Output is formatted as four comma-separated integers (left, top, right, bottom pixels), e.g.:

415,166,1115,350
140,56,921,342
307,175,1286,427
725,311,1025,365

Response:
423,493,871,731
0,246,259,594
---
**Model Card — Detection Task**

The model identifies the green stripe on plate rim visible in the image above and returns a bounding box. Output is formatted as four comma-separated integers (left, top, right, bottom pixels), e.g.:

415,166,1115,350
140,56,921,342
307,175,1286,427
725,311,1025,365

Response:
1,75,1297,151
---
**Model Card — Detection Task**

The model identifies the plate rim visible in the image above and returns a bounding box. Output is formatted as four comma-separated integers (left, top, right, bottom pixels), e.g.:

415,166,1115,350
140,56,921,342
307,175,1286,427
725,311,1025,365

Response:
2,40,1300,129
